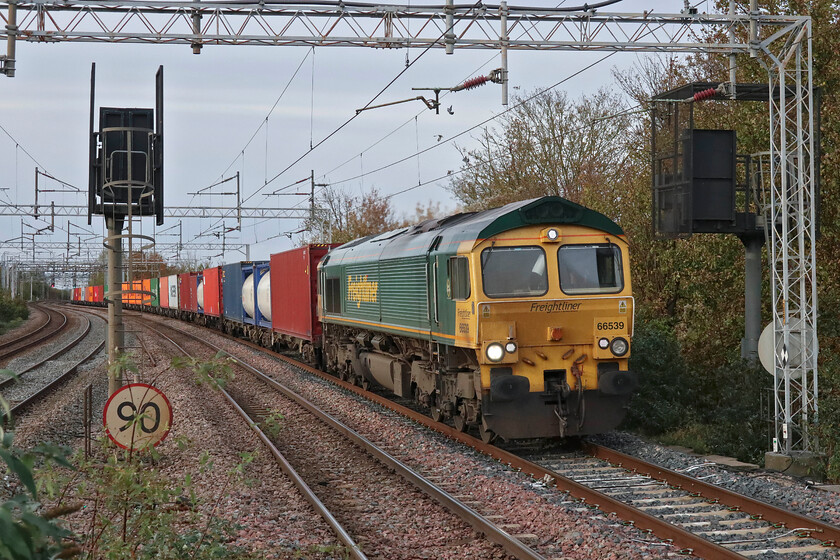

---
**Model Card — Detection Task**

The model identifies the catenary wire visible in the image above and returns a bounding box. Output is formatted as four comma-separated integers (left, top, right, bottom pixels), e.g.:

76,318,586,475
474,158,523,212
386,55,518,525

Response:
190,0,485,243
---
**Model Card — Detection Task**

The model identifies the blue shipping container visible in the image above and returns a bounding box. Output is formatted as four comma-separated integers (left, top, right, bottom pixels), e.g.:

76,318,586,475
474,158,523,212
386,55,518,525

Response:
222,262,247,324
223,261,269,326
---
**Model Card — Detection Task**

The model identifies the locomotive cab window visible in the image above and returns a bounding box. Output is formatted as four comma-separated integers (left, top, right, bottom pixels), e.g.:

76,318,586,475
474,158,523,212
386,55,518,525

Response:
481,246,547,298
324,277,342,314
448,256,471,300
557,244,623,294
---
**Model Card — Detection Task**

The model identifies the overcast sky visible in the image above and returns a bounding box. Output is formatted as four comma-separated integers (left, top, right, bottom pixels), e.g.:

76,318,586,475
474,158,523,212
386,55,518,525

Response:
0,0,710,286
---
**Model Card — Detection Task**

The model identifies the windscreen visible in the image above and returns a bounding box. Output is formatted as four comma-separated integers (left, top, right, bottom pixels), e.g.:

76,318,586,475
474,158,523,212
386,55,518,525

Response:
481,246,547,298
558,244,623,294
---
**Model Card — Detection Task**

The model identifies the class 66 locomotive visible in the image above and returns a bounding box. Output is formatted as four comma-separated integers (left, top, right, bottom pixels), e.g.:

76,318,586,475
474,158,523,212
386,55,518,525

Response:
319,196,637,443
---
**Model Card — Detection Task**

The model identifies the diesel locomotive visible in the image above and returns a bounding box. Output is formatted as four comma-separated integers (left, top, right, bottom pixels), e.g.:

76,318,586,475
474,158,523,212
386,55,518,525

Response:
72,196,637,442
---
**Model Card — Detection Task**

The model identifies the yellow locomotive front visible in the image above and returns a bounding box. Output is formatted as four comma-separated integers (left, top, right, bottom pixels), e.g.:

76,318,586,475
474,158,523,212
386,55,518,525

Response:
456,223,636,441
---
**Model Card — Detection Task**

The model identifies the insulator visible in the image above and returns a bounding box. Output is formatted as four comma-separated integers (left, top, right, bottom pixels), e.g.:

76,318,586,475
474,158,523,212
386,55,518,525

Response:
461,75,489,90
693,88,717,102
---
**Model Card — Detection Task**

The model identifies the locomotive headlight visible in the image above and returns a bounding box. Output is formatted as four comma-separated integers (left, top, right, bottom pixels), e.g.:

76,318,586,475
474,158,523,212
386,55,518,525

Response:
610,337,629,357
486,342,505,362
505,341,517,354
598,338,609,349
541,227,562,243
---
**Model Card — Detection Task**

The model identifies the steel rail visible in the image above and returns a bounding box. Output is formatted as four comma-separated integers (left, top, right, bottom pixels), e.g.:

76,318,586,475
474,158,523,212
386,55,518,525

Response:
136,320,368,560
0,306,69,363
82,308,840,557
172,317,837,559
0,309,92,390
139,316,546,560
584,443,839,547
0,303,52,351
9,327,105,417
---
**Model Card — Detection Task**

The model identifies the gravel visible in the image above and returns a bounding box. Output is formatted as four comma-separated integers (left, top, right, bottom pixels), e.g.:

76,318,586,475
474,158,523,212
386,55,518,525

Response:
0,304,46,343
11,307,839,560
167,316,689,559
9,308,342,559
590,431,840,528
1,309,106,403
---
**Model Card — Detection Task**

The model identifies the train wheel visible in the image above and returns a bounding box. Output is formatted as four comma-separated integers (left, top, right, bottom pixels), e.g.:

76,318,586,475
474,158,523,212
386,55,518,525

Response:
453,414,467,432
431,408,443,422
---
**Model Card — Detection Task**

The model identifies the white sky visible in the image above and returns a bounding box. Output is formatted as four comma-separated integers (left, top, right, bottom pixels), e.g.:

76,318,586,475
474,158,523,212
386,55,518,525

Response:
0,0,713,285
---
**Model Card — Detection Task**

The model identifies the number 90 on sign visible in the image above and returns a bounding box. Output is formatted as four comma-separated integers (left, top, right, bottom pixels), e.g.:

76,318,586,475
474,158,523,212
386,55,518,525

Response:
103,383,173,450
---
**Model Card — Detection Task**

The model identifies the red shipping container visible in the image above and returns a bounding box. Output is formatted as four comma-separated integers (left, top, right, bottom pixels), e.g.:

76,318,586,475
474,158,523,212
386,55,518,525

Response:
179,272,198,312
72,288,79,302
202,266,223,317
94,285,104,303
270,244,336,341
160,276,169,308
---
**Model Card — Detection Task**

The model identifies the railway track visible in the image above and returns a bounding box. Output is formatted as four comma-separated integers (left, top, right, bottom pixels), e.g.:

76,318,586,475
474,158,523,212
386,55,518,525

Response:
138,314,840,560
514,445,837,558
0,303,70,365
3,306,105,418
137,315,547,560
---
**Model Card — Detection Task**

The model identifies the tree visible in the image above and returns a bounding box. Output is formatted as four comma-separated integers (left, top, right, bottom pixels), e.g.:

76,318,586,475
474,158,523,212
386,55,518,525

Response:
447,88,634,216
301,187,447,244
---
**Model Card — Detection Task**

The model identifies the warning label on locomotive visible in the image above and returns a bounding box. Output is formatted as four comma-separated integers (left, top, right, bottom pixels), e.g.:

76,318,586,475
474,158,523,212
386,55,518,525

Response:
529,301,582,313
347,274,379,307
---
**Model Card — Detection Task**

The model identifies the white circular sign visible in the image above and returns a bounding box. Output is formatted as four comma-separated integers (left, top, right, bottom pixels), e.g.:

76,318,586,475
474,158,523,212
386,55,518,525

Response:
758,321,811,380
103,383,173,450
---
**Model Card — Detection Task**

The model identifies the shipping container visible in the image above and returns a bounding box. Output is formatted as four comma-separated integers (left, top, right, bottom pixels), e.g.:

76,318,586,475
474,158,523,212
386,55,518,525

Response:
72,287,79,302
129,280,143,305
222,262,247,324
179,272,198,312
252,262,271,328
270,245,336,341
160,276,169,308
202,266,223,317
141,279,151,307
93,285,104,303
195,272,205,315
166,274,178,310
149,278,160,307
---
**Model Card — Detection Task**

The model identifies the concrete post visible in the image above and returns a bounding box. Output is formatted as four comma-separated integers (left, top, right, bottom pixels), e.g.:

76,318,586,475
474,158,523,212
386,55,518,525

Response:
106,214,125,395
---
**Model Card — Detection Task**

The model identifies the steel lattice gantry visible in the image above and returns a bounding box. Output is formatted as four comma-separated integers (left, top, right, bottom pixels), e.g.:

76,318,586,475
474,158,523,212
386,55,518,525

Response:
0,3,810,53
0,203,313,219
0,4,819,452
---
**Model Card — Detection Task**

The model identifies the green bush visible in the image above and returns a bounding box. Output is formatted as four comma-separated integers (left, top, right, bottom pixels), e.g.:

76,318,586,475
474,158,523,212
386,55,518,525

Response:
623,317,697,435
0,294,28,326
623,318,767,464
813,353,840,480
0,388,76,560
41,442,258,560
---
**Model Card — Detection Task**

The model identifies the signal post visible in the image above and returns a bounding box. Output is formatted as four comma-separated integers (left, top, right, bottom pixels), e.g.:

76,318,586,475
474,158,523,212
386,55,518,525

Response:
88,64,164,395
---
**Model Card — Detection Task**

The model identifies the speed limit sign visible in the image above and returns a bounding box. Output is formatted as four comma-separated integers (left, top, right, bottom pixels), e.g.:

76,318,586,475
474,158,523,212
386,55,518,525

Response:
103,383,173,450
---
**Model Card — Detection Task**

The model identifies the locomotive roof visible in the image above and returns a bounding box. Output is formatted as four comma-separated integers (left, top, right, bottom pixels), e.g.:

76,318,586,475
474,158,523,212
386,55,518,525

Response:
323,197,624,265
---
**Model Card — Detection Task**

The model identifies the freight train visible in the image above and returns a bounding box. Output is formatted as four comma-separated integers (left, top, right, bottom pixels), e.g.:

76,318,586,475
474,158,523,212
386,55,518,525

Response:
72,196,637,442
